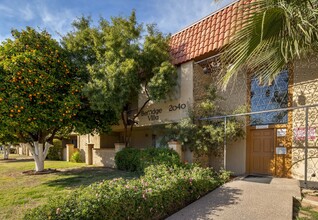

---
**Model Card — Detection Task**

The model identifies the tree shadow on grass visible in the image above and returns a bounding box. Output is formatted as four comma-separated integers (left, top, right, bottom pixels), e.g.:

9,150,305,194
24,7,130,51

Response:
0,158,33,163
44,167,138,189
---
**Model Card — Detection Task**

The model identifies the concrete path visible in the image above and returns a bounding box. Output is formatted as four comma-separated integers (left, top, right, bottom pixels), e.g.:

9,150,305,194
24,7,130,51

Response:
166,176,300,220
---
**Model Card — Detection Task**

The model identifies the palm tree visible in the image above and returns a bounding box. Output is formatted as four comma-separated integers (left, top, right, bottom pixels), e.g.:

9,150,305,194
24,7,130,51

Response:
221,0,318,87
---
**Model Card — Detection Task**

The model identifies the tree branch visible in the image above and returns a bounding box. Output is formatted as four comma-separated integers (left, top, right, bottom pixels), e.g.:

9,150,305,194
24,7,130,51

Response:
121,111,128,146
308,0,314,9
43,142,53,159
144,84,150,100
133,98,150,120
126,98,151,146
27,132,38,142
46,128,59,144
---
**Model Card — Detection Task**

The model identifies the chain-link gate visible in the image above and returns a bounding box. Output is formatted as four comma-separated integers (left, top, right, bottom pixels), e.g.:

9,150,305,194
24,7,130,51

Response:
201,104,318,188
195,53,318,188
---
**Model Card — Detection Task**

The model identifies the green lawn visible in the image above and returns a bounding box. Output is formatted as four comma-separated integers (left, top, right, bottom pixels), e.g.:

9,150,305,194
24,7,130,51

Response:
0,154,137,220
297,206,318,220
294,197,318,220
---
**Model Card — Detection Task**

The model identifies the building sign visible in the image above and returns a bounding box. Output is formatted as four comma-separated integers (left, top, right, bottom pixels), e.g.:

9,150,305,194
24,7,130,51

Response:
293,127,316,141
277,129,287,137
138,102,188,124
169,103,187,112
256,125,269,129
140,108,163,121
276,147,287,155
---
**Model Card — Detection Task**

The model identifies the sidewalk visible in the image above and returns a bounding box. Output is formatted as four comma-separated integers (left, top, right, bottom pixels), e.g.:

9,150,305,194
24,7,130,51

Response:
166,176,300,220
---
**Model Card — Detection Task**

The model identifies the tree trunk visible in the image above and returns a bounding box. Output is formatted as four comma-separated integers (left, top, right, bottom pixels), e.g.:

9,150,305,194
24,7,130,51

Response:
27,141,53,172
3,145,9,160
121,111,129,147
126,99,151,147
34,154,44,171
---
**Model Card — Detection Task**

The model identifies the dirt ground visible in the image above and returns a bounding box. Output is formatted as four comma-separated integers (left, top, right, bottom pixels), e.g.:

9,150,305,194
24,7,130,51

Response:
294,189,318,220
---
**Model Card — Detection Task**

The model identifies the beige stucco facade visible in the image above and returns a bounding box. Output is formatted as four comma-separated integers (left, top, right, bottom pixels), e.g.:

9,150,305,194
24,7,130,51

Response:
69,55,318,181
291,59,318,181
74,61,197,167
136,61,194,126
192,63,247,175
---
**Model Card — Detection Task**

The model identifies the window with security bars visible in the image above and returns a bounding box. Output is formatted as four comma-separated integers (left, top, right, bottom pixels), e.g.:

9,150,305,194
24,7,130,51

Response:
250,70,289,125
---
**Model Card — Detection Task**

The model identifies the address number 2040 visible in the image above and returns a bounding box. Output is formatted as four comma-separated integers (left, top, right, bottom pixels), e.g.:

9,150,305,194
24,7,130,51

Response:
169,103,186,111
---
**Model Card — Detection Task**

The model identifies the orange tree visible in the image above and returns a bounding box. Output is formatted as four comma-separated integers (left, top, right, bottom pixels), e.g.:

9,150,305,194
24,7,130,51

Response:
0,27,104,171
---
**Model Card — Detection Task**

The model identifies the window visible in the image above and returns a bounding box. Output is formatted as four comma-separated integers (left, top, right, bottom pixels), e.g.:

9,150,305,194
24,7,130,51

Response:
250,71,289,125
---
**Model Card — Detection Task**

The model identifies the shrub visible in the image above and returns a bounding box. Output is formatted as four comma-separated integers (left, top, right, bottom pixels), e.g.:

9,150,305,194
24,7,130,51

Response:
9,147,16,154
47,139,63,160
115,147,181,173
70,151,82,163
24,164,230,220
115,148,141,172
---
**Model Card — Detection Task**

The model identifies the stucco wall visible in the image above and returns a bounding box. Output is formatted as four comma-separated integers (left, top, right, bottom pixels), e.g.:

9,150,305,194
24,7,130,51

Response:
292,59,318,181
86,61,195,165
129,128,154,148
77,135,90,163
193,63,247,175
92,148,116,167
100,133,120,148
136,61,194,127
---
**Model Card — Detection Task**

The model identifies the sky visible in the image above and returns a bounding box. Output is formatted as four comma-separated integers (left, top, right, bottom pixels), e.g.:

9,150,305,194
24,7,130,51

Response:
0,0,235,43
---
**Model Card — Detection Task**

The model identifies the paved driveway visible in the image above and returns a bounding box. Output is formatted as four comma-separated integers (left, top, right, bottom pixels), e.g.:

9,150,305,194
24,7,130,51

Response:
166,176,300,220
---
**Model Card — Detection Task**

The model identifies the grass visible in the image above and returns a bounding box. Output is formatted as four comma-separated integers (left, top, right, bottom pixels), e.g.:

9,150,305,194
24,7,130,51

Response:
297,206,318,220
0,154,137,220
293,198,318,220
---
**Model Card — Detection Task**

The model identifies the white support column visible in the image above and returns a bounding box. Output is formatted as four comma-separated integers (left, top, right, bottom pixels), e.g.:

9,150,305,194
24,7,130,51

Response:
66,144,74,162
168,141,183,161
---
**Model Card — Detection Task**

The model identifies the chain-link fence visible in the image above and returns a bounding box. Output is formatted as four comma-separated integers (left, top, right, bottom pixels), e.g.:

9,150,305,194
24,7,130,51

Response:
202,104,318,188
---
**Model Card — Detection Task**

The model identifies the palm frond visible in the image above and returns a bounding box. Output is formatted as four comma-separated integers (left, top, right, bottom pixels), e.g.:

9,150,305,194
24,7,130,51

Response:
220,0,318,88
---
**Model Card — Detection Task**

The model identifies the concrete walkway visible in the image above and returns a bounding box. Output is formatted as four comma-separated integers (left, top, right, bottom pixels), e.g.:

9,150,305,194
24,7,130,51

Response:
167,176,300,220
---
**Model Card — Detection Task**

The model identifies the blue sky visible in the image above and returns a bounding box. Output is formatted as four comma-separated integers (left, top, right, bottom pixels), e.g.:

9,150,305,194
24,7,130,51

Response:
0,0,234,43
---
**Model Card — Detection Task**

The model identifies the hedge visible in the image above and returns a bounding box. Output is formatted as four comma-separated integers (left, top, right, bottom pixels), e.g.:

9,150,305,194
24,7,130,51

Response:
24,164,230,220
47,139,63,160
115,147,181,173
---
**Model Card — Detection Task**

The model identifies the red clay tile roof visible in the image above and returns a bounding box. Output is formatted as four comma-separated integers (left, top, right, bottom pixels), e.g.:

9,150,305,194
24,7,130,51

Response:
170,0,250,65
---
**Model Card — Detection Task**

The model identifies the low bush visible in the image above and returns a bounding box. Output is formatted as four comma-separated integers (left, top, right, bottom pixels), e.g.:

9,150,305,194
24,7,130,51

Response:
9,147,16,154
47,139,63,160
24,164,230,220
70,151,82,163
115,147,181,173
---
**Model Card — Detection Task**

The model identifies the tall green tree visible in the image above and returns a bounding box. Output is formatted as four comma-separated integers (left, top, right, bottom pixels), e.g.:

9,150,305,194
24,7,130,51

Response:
221,0,318,87
63,12,177,146
0,27,85,171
